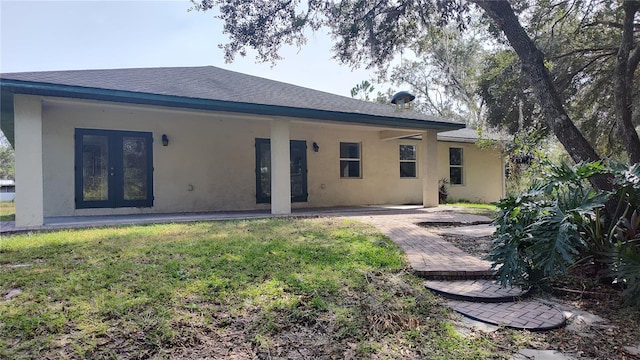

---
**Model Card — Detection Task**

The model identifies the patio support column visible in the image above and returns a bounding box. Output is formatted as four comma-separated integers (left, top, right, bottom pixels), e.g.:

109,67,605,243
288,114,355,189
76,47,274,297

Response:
14,94,44,226
270,118,291,214
421,130,439,207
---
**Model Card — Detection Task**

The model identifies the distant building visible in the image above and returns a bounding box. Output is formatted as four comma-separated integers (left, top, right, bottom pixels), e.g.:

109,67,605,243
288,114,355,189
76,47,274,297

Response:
0,179,15,201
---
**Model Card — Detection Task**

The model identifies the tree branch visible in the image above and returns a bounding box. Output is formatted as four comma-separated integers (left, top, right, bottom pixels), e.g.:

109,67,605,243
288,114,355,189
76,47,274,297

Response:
550,48,617,60
582,21,624,30
549,0,578,39
555,52,616,91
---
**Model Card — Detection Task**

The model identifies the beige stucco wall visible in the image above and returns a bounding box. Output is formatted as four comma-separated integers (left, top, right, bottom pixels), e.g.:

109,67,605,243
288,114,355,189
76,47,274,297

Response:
292,125,423,208
40,98,434,217
437,141,505,203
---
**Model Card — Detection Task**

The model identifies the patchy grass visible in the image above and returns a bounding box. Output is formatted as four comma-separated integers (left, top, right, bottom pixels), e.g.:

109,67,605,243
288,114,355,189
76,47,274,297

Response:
0,218,505,359
445,202,498,217
0,201,14,221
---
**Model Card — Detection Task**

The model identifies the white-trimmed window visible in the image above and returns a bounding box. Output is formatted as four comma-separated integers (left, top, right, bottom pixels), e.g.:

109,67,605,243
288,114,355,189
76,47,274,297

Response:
449,147,463,185
340,142,361,178
399,145,417,178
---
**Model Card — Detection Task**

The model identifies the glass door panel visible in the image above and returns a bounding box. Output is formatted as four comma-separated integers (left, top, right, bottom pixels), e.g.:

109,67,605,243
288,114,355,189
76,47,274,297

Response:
122,136,149,201
255,139,271,203
81,135,109,202
290,140,307,202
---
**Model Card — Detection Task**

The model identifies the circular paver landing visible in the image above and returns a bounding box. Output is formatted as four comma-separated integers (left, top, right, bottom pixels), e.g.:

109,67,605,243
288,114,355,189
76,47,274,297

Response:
446,300,566,331
425,279,530,303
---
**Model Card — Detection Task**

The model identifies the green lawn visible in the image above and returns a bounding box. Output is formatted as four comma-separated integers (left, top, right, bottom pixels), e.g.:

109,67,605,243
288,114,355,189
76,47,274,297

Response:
0,218,504,359
0,201,15,221
445,202,498,217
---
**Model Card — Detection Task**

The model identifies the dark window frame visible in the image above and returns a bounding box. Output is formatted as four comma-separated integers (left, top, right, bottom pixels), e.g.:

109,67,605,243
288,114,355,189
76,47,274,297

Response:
449,147,464,185
399,144,417,178
74,128,154,209
339,142,362,178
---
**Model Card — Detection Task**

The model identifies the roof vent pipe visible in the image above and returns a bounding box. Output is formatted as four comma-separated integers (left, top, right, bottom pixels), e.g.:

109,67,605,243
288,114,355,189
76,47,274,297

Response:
390,91,415,111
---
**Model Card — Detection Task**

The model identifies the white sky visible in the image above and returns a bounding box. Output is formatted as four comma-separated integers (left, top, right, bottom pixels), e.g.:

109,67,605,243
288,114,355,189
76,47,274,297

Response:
0,0,380,97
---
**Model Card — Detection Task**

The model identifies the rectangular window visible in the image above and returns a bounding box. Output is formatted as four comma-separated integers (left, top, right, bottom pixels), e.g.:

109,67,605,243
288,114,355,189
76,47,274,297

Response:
399,144,417,178
340,142,361,178
449,147,463,185
75,128,153,208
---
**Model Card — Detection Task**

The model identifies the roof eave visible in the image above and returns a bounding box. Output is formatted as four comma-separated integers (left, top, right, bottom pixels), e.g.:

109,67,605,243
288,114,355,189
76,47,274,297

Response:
0,79,464,131
437,136,478,143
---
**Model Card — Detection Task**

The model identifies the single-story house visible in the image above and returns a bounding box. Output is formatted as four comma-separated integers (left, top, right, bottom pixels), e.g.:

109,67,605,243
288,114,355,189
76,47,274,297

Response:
0,66,504,227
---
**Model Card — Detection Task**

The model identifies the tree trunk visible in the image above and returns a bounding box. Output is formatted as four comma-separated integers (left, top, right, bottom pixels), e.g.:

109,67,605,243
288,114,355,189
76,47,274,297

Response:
470,0,613,192
613,1,640,165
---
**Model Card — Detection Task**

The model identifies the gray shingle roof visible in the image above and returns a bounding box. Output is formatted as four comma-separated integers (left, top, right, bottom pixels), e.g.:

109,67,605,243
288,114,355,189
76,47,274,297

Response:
1,66,460,125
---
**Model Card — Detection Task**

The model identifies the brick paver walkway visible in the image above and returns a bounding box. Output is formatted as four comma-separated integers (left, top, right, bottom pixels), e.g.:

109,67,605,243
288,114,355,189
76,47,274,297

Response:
348,210,494,279
348,208,566,331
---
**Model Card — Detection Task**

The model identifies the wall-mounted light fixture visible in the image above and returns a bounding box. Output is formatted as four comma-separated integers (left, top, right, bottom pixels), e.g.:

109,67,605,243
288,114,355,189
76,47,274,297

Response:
162,134,169,146
313,142,319,152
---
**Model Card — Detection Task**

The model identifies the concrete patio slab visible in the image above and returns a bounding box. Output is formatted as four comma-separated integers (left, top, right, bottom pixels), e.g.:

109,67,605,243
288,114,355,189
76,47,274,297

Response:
0,205,426,234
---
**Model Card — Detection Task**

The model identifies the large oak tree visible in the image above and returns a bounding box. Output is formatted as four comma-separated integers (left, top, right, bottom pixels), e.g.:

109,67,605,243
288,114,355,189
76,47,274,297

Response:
193,0,640,192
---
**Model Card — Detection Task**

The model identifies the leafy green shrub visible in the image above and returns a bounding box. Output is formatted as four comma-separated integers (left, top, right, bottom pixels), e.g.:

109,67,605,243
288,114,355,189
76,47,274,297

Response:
491,161,607,286
613,245,640,307
606,163,640,307
490,160,640,307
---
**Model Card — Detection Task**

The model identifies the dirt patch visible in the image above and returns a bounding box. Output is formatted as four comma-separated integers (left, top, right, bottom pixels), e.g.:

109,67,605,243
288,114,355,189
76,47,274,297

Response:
1,259,45,269
67,271,480,360
441,234,493,259
2,288,22,301
152,320,258,359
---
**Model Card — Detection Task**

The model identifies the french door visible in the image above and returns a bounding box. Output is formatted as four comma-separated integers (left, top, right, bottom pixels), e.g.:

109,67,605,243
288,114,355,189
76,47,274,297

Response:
255,138,308,204
75,128,153,208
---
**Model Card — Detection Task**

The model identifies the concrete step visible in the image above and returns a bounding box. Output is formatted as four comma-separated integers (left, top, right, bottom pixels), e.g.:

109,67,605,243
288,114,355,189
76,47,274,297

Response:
425,279,530,303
